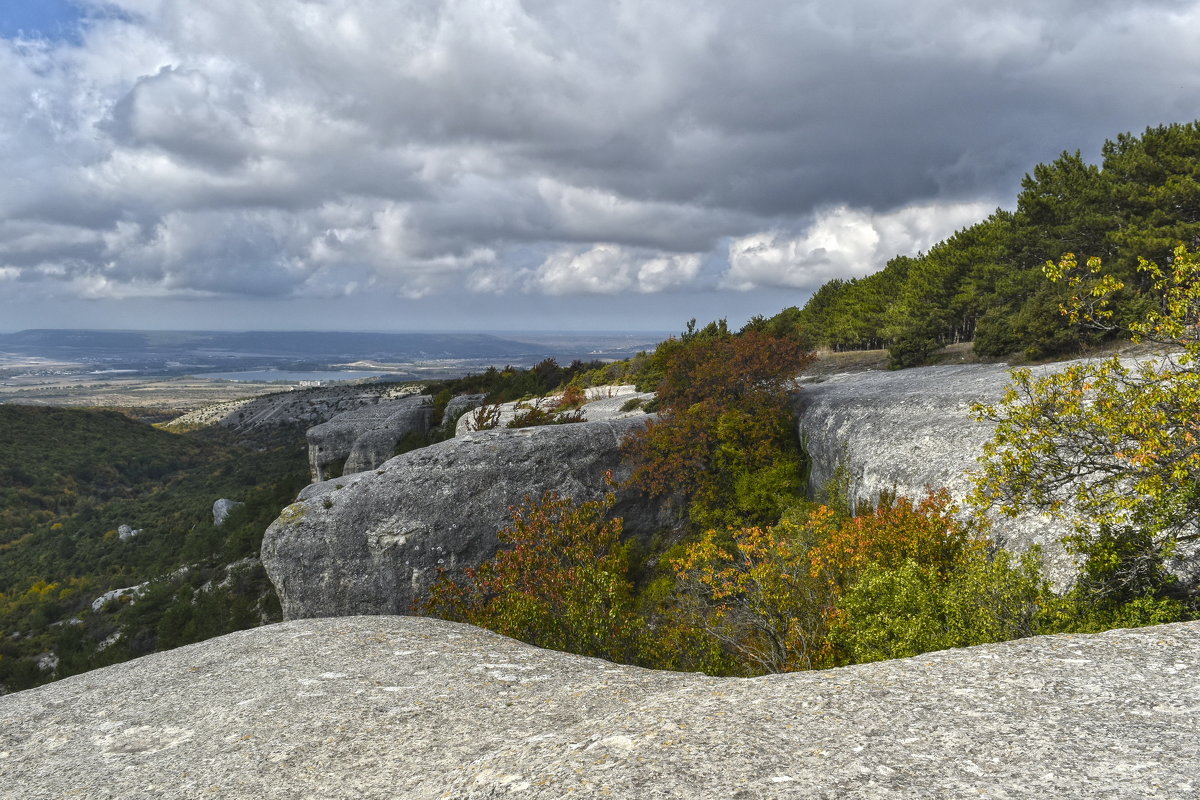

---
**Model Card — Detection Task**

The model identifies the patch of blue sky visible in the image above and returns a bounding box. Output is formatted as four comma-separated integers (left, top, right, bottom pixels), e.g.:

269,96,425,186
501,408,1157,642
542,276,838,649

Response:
0,0,85,42
0,1,132,44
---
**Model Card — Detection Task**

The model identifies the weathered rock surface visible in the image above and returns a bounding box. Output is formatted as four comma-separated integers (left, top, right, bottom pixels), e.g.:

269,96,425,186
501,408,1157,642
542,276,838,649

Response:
795,363,1077,581
306,394,433,481
441,392,486,432
793,357,1197,587
263,416,669,619
211,498,242,526
454,384,648,435
578,390,655,421
453,395,557,434
3,615,1197,799
164,382,420,432
116,523,140,541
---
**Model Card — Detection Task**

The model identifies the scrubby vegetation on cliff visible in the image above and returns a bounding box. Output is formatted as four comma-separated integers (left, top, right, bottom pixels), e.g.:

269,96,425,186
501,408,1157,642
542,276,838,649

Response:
426,256,1200,674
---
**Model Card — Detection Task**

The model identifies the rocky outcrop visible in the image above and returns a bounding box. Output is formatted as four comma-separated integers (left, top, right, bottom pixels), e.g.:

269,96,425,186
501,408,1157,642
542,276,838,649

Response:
211,499,242,526
454,385,651,435
90,584,145,613
795,363,1076,580
262,417,669,619
577,391,655,421
306,394,433,482
794,358,1193,587
441,392,486,432
164,382,420,432
3,615,1198,799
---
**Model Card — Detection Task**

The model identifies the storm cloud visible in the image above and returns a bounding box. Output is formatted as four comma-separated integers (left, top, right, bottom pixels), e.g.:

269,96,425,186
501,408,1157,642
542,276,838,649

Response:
1,0,1198,329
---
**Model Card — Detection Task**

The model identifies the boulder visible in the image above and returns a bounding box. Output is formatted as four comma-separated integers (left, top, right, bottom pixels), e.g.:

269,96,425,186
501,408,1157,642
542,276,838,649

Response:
211,499,243,527
90,584,145,613
3,615,1198,799
263,417,670,619
439,393,484,431
116,524,140,541
306,394,433,482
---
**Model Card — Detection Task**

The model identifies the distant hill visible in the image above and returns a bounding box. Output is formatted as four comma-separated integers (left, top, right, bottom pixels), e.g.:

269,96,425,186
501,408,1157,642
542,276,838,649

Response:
0,329,546,361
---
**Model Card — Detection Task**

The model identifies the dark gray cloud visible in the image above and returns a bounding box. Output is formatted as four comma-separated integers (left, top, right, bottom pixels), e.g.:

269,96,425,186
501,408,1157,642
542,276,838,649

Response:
0,0,1198,330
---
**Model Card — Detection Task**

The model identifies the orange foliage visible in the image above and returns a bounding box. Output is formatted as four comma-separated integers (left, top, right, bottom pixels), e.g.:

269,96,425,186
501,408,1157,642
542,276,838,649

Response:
808,489,982,589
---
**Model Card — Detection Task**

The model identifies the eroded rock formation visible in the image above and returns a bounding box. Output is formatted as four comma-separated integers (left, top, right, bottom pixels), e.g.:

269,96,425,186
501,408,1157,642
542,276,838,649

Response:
3,615,1197,799
306,394,433,481
795,362,1078,581
263,417,670,618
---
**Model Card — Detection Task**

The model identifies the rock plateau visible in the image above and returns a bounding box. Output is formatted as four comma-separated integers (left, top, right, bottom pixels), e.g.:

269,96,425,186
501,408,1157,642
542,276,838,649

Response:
3,615,1197,799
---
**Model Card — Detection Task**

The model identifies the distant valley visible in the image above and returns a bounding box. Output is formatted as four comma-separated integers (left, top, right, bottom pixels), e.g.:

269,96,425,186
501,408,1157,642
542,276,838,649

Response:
0,328,668,412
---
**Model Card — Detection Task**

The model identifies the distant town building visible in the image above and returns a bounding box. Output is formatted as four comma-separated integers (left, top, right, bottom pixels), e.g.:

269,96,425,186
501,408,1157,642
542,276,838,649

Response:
298,380,325,387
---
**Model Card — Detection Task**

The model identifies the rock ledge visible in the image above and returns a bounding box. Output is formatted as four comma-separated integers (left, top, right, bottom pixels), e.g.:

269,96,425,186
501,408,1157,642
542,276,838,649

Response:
3,617,1197,799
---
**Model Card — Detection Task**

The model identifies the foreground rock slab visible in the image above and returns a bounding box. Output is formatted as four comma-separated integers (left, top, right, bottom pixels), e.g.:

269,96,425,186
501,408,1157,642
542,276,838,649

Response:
3,616,1197,799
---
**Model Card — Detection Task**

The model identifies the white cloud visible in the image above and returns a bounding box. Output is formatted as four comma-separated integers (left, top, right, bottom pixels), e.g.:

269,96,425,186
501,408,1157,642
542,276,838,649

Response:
0,0,1197,326
723,201,993,291
526,244,702,295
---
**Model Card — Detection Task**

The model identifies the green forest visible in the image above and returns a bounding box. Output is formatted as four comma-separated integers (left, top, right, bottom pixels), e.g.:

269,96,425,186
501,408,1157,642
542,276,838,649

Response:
781,122,1200,367
0,407,308,691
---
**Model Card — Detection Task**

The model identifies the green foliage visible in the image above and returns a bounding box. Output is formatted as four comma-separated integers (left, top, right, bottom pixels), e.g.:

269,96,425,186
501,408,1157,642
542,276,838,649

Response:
832,548,1049,664
422,357,610,407
623,320,814,528
0,406,307,692
423,488,643,663
973,244,1200,623
661,491,1058,674
775,121,1200,363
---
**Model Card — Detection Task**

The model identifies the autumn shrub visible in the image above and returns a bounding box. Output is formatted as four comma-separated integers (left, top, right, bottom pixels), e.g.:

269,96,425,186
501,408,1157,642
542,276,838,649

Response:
623,320,814,528
423,488,643,663
663,490,1058,673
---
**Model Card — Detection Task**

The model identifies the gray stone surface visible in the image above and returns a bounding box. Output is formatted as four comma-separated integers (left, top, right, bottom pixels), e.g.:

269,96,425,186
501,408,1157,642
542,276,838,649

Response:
211,498,242,526
441,392,486,432
263,416,669,619
453,395,556,434
796,362,1095,585
306,394,433,482
454,385,648,435
165,383,420,432
578,391,656,421
3,615,1198,799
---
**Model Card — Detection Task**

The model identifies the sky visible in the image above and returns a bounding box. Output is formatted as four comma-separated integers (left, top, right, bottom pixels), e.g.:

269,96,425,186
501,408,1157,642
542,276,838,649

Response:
0,1,1198,333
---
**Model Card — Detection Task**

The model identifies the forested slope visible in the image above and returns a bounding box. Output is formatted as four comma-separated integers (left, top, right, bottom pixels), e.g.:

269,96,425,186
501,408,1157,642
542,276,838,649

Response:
0,406,308,692
782,122,1200,366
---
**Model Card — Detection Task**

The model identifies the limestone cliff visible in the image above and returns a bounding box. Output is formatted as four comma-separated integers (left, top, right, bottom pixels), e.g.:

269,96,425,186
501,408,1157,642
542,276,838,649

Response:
262,417,671,619
306,394,433,481
794,357,1200,587
796,362,1077,583
3,615,1196,799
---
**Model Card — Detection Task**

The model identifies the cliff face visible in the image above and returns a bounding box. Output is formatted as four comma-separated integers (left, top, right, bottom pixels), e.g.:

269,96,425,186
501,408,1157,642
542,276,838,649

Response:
262,416,671,619
305,394,433,482
4,615,1197,799
795,362,1081,584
